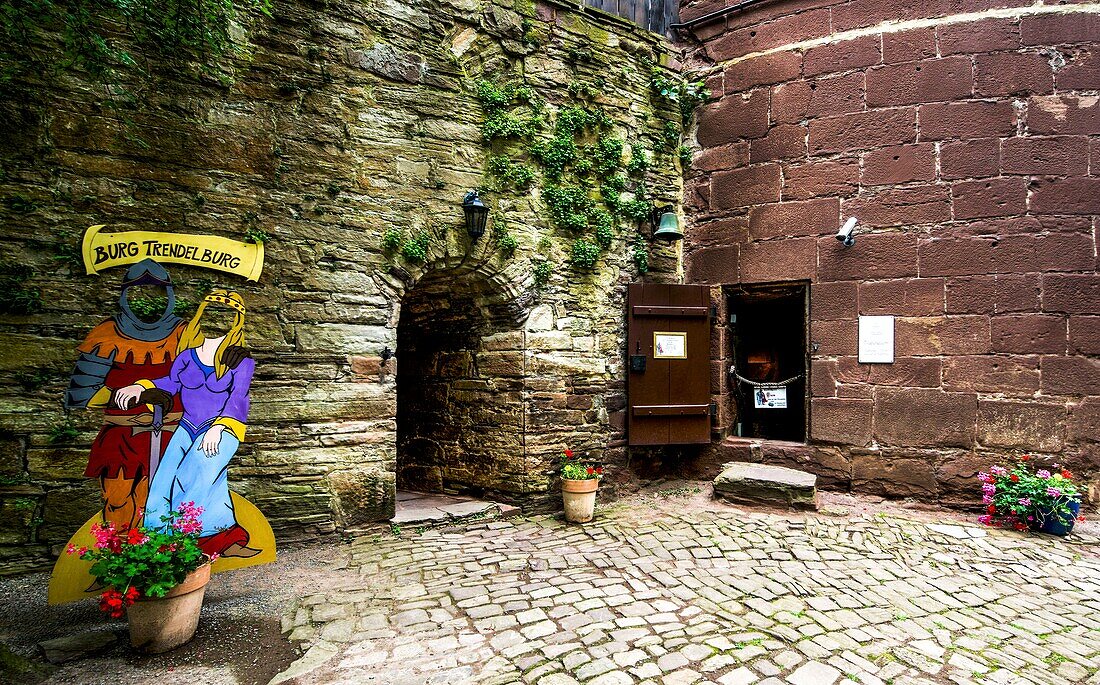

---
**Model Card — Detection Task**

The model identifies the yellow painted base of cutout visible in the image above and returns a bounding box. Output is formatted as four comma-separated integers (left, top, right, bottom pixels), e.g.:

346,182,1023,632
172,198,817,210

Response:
47,492,276,605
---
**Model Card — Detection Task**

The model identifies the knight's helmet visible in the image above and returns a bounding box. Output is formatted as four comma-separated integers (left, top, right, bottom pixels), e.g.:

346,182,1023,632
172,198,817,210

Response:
116,259,183,342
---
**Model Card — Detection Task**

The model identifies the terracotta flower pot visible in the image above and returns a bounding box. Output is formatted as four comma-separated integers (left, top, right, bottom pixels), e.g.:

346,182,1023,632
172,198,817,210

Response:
562,478,598,523
128,563,211,653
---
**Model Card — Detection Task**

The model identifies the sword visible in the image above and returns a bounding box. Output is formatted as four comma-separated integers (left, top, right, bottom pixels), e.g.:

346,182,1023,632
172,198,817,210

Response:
148,404,164,482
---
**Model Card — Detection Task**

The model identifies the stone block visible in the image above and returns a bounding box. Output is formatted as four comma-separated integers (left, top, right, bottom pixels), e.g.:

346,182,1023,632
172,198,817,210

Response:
883,28,936,62
713,462,818,510
808,108,917,155
749,123,808,162
859,278,944,317
873,388,977,448
760,441,851,488
40,482,100,544
1030,177,1100,214
783,158,859,200
939,138,1000,180
919,100,1017,141
974,52,1054,96
861,143,936,185
811,281,858,321
326,467,395,527
810,397,872,445
1001,135,1090,176
710,164,782,209
866,57,974,107
990,314,1066,354
723,52,803,93
1068,397,1100,443
1041,356,1100,395
696,92,769,146
739,237,817,283
748,199,839,240
818,232,919,281
804,34,880,76
939,17,1020,54
977,400,1065,452
1027,95,1100,135
852,453,938,498
840,186,950,227
951,177,1028,219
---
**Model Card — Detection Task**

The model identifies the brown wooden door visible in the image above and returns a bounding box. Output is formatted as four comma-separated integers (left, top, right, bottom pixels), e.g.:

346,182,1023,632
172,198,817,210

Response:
627,283,712,446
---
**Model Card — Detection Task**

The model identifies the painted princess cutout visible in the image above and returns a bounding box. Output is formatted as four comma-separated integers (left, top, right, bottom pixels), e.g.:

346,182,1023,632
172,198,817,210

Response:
114,290,258,558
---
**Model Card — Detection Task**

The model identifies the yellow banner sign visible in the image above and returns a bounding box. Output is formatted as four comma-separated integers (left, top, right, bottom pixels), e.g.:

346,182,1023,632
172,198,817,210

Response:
82,225,264,281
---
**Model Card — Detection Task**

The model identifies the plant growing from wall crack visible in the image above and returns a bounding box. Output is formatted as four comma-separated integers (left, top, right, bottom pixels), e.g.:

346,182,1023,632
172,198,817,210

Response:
475,78,657,276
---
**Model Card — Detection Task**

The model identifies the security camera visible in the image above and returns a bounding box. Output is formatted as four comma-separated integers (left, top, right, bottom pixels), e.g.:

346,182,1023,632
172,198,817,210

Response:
836,216,857,247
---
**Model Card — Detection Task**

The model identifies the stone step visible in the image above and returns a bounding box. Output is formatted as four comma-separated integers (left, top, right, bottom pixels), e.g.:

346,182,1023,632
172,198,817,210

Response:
713,462,818,510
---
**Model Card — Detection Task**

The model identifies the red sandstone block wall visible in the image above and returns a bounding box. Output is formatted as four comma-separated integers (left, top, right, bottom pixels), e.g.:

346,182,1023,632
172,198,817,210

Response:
680,0,1100,503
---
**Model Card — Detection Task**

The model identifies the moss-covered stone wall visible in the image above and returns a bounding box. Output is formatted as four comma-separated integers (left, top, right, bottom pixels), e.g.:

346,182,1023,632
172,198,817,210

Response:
0,0,684,573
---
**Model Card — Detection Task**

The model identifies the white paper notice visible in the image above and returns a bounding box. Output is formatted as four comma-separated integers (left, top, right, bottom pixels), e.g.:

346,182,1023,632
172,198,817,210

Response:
858,315,895,363
754,387,787,409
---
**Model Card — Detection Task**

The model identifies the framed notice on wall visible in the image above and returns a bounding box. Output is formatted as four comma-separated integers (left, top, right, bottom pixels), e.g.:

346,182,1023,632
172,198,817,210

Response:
858,315,895,363
653,331,687,359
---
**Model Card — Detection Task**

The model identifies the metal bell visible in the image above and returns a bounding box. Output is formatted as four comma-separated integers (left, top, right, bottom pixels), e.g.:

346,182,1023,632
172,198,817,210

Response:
652,211,683,242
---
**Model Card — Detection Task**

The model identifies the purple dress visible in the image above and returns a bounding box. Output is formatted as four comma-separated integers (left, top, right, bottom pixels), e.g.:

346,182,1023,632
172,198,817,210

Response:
142,349,254,534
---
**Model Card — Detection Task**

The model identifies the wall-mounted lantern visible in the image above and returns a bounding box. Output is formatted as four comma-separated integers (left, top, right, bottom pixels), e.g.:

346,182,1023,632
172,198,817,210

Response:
462,190,489,240
651,206,682,242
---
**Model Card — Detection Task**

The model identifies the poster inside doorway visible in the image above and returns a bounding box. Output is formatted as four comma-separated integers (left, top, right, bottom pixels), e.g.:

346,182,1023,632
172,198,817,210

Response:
754,387,787,409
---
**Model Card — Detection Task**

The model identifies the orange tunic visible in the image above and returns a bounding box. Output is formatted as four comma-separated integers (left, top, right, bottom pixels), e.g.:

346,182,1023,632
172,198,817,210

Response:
78,321,186,480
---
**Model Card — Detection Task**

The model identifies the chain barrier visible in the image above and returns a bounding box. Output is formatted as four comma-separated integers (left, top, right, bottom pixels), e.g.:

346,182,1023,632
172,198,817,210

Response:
729,365,803,389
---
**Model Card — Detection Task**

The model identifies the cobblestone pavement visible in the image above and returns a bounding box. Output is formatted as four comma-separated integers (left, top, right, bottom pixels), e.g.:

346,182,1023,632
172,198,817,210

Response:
279,489,1100,685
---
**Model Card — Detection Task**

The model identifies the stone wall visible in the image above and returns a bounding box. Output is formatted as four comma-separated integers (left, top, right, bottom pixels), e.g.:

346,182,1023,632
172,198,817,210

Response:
0,0,683,573
680,0,1100,504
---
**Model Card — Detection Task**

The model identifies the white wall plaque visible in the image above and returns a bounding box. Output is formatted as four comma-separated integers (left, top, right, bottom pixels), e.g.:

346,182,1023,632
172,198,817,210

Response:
653,332,687,359
858,315,895,363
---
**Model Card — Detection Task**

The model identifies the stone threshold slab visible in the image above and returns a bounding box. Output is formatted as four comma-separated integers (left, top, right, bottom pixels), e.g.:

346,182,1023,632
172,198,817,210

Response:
391,491,520,525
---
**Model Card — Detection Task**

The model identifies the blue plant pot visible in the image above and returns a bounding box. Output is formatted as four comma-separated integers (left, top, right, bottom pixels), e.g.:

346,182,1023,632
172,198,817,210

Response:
1036,501,1080,536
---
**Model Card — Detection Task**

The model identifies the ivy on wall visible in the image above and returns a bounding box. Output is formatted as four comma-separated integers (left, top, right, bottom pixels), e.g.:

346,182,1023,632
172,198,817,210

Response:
475,79,658,275
1,0,271,88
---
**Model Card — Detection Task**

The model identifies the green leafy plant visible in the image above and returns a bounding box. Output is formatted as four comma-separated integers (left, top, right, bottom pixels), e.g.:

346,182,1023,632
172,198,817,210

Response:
631,233,649,273
651,67,712,123
127,295,195,318
382,227,403,251
67,503,210,617
0,264,40,315
15,367,58,391
560,448,603,481
244,226,270,244
488,156,535,189
48,419,79,444
400,232,431,263
533,261,552,288
570,238,600,270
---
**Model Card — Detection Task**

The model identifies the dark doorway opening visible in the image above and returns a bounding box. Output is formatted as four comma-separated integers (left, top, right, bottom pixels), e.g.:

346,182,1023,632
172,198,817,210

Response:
728,284,808,442
395,270,526,497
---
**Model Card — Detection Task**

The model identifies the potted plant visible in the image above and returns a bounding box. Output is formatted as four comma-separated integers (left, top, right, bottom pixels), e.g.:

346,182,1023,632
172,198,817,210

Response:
977,456,1085,536
560,449,603,523
67,502,215,653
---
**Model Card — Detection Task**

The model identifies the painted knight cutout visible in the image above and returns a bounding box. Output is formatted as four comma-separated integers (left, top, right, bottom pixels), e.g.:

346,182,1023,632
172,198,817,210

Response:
64,259,186,531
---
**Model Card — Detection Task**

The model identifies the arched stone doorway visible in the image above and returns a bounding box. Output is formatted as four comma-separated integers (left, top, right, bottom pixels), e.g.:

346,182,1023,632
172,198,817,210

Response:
396,267,530,500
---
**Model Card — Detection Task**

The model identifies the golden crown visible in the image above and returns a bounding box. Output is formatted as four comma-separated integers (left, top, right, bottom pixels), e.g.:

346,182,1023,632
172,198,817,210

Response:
203,293,246,314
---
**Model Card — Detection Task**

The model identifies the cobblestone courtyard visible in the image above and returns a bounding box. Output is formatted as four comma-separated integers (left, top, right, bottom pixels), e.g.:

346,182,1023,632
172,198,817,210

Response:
278,488,1100,685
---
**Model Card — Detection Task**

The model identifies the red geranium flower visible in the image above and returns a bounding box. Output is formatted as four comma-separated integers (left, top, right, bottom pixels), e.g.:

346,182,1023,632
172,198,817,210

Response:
595,467,604,474
1010,474,1019,482
1062,469,1073,479
987,505,996,514
1021,455,1030,461
586,467,595,475
564,449,574,458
